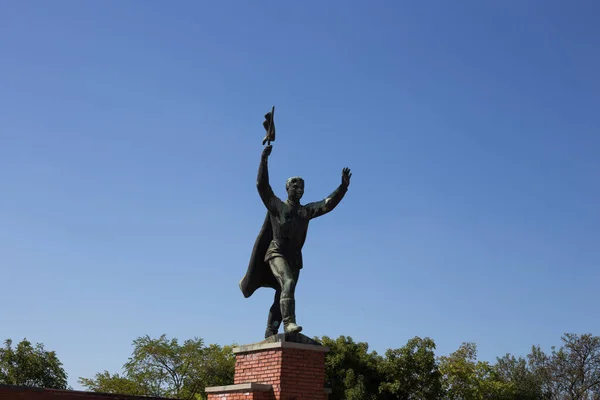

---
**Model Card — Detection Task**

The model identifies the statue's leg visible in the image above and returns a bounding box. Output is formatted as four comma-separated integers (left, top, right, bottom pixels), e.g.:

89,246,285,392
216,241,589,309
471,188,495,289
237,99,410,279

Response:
265,290,282,338
290,268,300,325
268,257,302,334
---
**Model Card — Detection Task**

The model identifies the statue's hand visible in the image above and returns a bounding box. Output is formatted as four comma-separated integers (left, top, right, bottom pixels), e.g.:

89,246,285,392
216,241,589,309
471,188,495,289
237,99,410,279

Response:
341,167,352,187
262,145,273,159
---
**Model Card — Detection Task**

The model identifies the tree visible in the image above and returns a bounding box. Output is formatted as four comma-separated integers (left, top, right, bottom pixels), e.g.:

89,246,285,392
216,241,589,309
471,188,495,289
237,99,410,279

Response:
79,334,235,400
439,342,480,399
527,344,555,397
78,371,146,396
534,333,600,400
318,335,383,400
438,342,514,400
495,352,550,399
377,336,443,399
0,338,68,389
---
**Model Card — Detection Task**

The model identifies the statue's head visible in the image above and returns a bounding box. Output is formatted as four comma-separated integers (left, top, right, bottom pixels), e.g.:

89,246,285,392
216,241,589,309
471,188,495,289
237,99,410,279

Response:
286,176,304,202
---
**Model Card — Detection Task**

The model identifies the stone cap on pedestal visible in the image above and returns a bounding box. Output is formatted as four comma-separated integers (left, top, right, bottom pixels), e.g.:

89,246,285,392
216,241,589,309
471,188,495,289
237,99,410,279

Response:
205,383,271,394
233,333,329,354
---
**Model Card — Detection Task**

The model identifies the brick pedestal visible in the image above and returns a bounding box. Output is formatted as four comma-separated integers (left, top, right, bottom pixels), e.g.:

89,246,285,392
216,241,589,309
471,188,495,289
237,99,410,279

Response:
206,334,331,400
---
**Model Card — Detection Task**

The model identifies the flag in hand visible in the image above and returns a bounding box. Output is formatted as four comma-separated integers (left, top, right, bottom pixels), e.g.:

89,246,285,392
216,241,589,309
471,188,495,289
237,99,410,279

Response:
262,106,275,145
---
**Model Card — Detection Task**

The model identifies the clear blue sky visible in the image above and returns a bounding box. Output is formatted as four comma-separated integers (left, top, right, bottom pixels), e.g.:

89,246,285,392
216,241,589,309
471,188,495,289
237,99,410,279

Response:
1,0,599,389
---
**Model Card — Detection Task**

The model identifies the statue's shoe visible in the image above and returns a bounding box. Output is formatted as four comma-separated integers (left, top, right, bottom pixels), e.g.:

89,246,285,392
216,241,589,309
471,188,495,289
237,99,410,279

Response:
265,328,278,338
284,322,302,334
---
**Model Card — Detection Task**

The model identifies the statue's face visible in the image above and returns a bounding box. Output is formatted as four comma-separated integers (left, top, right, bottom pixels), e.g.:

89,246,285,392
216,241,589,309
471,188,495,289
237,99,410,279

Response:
286,178,304,202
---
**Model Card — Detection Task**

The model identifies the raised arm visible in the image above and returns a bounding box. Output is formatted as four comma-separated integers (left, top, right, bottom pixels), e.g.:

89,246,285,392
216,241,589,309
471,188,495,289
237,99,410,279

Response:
256,145,281,212
305,167,352,219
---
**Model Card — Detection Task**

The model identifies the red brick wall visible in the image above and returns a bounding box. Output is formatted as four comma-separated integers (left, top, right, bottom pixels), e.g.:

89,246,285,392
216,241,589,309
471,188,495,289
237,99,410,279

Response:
234,350,283,386
0,386,170,400
279,348,326,399
233,347,326,400
0,385,276,400
207,391,273,400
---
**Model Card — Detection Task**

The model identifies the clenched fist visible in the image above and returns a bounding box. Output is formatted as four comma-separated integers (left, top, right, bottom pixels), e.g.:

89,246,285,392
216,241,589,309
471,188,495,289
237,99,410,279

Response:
262,145,273,159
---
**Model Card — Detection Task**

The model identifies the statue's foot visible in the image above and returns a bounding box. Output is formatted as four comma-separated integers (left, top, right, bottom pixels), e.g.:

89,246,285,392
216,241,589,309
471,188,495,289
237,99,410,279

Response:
284,322,302,334
265,328,278,338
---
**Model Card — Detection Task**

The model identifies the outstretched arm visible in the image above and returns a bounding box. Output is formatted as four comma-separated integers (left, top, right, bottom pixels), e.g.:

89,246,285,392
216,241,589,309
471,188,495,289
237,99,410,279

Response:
257,145,281,212
305,167,352,219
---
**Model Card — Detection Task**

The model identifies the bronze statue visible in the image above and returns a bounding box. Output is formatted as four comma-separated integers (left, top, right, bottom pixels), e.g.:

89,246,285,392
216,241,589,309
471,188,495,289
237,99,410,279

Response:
239,107,352,338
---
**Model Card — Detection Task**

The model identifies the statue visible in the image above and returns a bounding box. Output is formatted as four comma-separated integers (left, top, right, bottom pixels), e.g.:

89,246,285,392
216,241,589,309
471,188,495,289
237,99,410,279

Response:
239,107,352,338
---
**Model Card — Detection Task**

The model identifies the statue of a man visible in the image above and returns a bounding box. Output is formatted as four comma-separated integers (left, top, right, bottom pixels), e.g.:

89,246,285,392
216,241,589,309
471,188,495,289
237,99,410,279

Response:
239,144,352,338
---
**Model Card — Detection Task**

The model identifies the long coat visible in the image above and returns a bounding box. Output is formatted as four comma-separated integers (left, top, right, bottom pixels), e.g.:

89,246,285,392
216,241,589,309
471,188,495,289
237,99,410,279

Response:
239,212,278,298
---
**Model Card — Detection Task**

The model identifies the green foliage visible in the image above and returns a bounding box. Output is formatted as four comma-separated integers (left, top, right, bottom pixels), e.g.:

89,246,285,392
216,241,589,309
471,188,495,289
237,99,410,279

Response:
439,342,479,399
319,335,443,400
70,331,600,399
318,335,382,400
377,337,443,399
0,338,68,389
196,344,237,388
438,342,514,400
495,353,549,399
78,334,235,400
78,371,146,396
545,333,600,399
282,333,600,399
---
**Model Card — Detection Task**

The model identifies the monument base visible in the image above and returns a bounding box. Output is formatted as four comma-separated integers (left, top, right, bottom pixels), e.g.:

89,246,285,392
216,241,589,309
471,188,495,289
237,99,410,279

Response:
205,333,331,400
